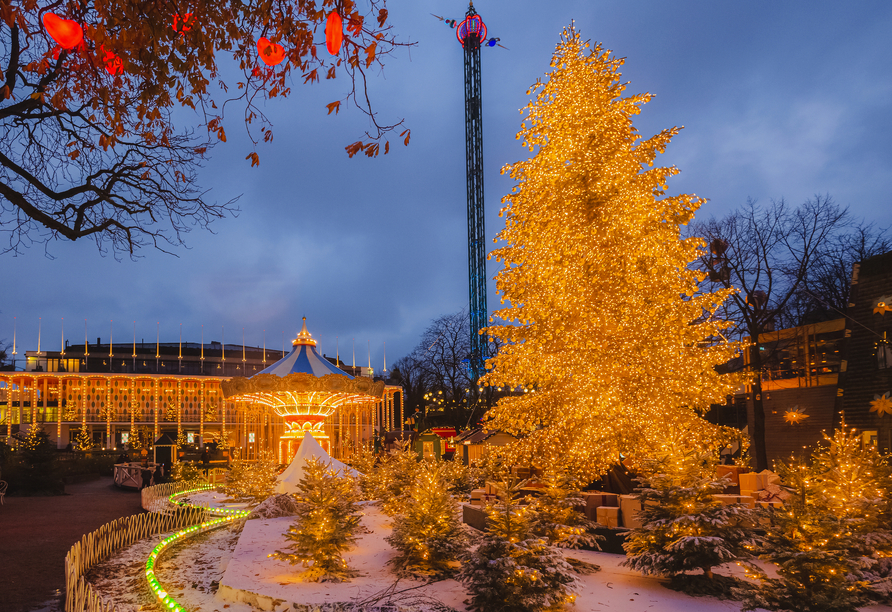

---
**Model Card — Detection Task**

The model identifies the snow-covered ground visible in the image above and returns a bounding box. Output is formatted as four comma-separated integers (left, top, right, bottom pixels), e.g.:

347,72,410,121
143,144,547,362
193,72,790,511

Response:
86,503,892,612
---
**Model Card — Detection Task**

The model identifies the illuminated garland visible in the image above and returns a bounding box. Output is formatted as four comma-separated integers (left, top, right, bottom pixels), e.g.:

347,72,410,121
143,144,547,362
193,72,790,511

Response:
145,486,250,612
481,25,744,480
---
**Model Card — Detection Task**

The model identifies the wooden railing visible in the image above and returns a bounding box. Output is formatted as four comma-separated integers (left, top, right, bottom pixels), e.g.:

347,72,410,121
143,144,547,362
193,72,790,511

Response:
66,481,212,612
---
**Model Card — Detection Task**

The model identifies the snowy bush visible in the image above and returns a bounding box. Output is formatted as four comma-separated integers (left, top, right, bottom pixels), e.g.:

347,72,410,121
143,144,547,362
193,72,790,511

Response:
458,480,576,612
622,453,758,594
250,493,299,519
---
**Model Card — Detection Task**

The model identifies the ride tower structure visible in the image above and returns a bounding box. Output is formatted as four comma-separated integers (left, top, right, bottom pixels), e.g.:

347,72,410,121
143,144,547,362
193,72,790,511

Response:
457,3,487,384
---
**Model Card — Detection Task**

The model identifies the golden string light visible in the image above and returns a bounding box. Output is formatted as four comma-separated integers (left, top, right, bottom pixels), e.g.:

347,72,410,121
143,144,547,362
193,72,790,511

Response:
481,26,744,480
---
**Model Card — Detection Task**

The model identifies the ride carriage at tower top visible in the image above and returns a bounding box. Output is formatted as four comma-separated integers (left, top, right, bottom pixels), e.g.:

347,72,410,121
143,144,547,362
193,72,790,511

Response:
221,318,388,463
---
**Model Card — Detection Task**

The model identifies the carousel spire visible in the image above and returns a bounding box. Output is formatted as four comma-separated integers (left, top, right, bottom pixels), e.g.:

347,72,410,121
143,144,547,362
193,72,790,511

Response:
292,316,317,346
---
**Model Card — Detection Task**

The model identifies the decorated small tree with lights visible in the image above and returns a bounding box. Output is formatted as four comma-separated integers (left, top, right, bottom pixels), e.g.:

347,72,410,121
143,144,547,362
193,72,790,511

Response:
271,457,362,582
531,468,601,552
458,479,577,612
482,25,743,482
171,460,203,482
623,452,758,595
365,440,420,515
74,424,94,451
222,449,279,504
741,419,892,611
386,461,470,578
18,424,62,492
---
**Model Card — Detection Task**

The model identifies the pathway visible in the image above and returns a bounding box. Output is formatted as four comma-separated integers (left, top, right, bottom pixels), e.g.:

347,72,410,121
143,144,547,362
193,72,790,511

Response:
0,476,143,612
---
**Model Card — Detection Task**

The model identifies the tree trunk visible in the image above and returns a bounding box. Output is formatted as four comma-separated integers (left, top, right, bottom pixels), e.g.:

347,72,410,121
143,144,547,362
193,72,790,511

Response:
750,343,768,471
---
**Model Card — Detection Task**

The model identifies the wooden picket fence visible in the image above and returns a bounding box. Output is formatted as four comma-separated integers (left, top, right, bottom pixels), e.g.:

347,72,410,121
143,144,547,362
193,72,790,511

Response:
140,479,214,513
66,481,213,612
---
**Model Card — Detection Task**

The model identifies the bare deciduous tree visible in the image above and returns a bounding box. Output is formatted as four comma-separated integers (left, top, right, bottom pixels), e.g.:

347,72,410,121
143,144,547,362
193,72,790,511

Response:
692,195,852,471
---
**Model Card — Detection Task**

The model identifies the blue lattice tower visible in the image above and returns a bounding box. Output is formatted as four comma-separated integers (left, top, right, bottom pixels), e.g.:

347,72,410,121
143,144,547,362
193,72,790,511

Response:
456,4,488,383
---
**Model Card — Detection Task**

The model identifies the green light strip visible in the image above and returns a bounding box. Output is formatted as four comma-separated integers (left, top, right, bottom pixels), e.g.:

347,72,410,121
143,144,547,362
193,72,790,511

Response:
147,486,250,611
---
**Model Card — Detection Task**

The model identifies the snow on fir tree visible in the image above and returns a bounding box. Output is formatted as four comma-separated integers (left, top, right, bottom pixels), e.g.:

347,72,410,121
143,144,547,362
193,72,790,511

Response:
364,439,420,516
622,452,758,595
222,449,279,504
458,479,576,612
385,460,470,578
171,460,203,482
530,468,601,552
270,456,362,582
740,419,892,612
481,24,743,481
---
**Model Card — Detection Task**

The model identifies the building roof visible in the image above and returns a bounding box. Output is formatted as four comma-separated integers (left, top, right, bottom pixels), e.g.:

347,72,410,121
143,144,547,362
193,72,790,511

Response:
255,318,353,380
455,428,514,444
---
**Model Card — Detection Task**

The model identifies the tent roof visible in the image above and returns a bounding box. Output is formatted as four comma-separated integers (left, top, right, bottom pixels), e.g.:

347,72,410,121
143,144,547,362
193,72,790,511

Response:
256,318,353,379
276,431,360,494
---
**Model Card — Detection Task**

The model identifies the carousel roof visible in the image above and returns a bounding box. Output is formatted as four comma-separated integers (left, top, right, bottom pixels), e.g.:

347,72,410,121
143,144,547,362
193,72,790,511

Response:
256,318,353,379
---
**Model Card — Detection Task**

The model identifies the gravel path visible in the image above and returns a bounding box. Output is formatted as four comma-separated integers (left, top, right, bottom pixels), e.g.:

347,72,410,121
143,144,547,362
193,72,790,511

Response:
0,476,144,612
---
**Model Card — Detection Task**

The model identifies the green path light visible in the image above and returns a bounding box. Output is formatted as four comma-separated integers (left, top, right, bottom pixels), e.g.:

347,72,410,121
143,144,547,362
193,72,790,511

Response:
145,486,250,612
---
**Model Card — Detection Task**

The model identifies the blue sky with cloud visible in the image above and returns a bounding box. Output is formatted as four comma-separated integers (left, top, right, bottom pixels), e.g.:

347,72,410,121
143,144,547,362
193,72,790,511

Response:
3,0,891,369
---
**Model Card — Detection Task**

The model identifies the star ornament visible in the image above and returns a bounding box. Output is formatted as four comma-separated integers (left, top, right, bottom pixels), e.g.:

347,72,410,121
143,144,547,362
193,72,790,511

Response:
784,405,810,425
870,393,892,418
875,297,892,315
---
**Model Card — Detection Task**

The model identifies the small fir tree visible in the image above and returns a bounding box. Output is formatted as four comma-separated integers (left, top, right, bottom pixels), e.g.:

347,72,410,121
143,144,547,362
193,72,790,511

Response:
128,425,154,451
623,452,758,594
386,461,470,578
531,468,601,551
370,440,420,516
439,452,482,495
458,480,576,612
20,424,56,465
741,420,892,611
222,449,279,504
171,460,203,482
74,424,94,451
18,424,61,492
271,457,362,582
481,24,743,482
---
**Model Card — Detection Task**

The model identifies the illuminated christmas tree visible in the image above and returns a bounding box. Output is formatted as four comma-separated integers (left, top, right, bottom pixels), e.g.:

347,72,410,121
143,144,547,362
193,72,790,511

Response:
171,460,203,482
222,449,279,504
531,468,601,551
74,424,94,451
623,452,757,594
21,424,55,465
742,420,892,611
386,461,469,578
483,25,742,481
271,457,362,582
458,480,576,612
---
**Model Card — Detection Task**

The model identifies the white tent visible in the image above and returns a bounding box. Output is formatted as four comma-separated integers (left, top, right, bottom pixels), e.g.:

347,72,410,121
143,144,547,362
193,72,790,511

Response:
276,431,361,494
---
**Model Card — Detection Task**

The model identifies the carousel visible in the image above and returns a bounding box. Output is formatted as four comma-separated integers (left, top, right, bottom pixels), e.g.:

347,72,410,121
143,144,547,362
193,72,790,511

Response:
221,319,387,463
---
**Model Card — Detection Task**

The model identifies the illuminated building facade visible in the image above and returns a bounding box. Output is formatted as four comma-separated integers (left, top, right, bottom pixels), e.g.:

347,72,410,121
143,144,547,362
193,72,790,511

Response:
1,325,402,461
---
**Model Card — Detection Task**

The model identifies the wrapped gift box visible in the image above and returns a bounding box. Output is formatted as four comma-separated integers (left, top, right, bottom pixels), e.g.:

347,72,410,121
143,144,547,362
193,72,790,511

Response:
619,494,643,529
713,494,756,509
756,500,783,509
470,488,486,500
596,506,620,529
760,469,782,486
739,472,768,492
716,465,748,486
580,492,619,520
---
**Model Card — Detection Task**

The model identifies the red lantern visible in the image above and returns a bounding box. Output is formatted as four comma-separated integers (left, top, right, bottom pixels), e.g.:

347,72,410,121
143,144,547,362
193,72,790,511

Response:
171,13,194,34
325,11,343,55
102,47,123,75
42,13,83,49
257,37,286,66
